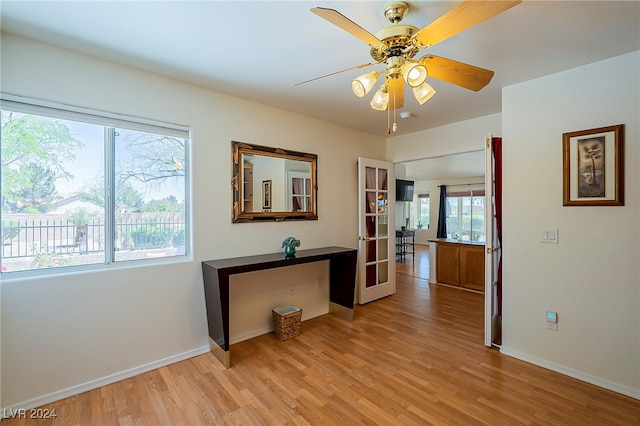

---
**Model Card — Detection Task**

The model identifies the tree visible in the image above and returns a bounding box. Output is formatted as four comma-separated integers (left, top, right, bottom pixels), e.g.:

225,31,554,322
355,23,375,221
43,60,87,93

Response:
116,130,185,188
4,163,58,213
1,112,83,212
140,195,183,213
117,184,144,211
82,178,144,212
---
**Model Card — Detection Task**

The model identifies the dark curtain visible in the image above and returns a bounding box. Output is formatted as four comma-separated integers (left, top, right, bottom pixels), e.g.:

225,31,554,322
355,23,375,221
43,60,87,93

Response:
436,185,447,238
492,137,503,316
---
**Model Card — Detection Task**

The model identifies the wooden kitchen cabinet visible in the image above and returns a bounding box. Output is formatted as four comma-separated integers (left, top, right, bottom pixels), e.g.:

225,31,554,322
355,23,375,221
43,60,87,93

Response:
459,244,485,291
433,239,485,292
435,243,459,285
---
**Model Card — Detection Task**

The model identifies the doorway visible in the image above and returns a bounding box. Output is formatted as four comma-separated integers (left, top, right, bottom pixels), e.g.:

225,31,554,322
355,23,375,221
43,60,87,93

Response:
395,149,488,337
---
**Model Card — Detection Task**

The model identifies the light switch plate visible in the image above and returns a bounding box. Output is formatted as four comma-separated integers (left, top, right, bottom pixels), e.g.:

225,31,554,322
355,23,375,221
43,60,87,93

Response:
540,228,559,244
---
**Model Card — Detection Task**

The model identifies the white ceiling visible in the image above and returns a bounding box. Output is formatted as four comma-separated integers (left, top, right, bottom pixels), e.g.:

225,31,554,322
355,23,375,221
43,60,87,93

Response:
402,149,485,181
1,1,638,179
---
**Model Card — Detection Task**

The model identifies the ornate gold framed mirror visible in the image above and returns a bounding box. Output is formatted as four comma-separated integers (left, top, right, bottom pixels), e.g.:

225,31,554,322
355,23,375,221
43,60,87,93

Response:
232,141,318,223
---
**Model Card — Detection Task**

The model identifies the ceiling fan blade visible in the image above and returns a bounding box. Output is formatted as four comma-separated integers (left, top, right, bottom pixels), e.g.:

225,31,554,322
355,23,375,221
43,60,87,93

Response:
421,55,494,92
293,62,377,86
311,7,382,46
414,0,522,49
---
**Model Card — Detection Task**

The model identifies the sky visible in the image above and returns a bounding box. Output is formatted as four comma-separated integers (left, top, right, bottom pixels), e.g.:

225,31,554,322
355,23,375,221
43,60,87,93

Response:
56,119,185,204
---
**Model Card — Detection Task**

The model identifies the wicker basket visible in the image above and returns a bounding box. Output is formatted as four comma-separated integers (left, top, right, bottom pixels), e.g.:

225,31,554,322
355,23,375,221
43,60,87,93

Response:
272,305,302,341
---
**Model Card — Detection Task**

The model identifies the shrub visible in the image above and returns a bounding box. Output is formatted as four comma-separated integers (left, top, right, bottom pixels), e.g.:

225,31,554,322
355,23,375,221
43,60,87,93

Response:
1,220,21,243
131,227,174,249
172,229,185,246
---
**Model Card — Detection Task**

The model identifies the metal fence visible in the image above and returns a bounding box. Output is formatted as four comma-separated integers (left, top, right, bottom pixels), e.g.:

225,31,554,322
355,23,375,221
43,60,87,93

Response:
2,216,185,259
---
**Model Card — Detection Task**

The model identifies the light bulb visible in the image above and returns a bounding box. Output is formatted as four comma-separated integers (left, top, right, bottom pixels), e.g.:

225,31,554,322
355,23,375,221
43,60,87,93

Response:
401,62,428,88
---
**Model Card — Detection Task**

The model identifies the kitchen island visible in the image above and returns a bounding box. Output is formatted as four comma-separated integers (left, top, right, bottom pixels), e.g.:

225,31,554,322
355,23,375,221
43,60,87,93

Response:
428,239,485,292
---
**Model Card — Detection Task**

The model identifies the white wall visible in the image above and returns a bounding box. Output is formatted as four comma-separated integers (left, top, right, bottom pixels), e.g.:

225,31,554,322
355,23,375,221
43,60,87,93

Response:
501,51,639,397
386,52,640,398
0,33,386,409
0,261,2,421
386,113,502,163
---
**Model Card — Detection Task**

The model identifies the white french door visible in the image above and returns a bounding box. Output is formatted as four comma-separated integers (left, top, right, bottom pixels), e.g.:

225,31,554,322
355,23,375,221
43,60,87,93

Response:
484,133,501,346
357,157,396,304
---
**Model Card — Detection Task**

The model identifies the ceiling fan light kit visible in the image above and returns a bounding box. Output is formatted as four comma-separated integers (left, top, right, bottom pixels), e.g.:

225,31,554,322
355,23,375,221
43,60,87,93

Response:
351,71,380,97
413,82,437,105
370,85,389,111
402,62,428,88
305,0,522,133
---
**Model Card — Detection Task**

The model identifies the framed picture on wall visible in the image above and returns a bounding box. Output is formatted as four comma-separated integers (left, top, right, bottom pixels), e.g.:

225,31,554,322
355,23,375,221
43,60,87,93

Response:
262,179,272,210
562,124,624,206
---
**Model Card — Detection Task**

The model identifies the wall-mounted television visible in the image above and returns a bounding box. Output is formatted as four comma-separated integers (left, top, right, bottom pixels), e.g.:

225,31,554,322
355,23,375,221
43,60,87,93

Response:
395,179,414,201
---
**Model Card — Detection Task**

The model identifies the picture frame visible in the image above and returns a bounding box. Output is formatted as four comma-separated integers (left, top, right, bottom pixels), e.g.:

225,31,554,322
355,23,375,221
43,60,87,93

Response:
562,124,624,206
262,179,272,210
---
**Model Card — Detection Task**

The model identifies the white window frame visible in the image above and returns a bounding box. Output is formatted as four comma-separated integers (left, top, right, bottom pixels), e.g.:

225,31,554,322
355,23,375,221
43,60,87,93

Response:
414,192,430,229
0,94,192,278
445,188,485,242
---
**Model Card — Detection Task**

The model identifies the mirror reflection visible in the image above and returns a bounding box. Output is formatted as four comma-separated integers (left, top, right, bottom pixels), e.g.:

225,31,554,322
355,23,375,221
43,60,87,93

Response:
232,141,317,222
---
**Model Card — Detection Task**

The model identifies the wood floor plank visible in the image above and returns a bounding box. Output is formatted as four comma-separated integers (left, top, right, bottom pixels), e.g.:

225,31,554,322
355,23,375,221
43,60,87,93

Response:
3,245,639,425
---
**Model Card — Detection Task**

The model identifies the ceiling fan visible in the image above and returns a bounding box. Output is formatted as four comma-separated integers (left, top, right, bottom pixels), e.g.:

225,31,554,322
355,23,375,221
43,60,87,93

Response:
297,1,522,133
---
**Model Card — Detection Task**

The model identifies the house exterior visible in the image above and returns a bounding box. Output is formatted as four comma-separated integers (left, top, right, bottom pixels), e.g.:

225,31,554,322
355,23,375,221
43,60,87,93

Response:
0,30,638,413
44,195,103,215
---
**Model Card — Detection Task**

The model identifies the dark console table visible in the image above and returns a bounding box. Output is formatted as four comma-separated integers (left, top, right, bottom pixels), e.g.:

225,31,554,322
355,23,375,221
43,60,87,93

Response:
201,246,357,367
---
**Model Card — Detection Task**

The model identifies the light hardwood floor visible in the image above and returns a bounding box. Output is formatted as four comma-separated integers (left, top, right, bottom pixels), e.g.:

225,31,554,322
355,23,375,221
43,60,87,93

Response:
4,245,639,425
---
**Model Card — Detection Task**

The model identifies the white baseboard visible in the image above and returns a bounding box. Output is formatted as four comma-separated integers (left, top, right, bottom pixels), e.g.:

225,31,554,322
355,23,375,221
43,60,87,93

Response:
500,345,640,400
1,345,210,416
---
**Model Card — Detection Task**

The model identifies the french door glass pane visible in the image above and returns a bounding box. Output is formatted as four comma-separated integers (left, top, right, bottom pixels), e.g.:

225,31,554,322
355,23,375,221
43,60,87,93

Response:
366,264,376,287
378,169,388,190
379,261,388,283
366,191,376,214
378,238,388,261
365,167,375,189
377,214,388,237
377,192,388,214
365,216,376,238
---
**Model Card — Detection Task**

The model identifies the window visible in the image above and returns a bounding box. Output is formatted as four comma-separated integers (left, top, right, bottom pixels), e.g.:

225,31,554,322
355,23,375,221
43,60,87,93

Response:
409,192,429,229
417,193,429,229
288,172,312,212
445,189,485,242
1,98,189,274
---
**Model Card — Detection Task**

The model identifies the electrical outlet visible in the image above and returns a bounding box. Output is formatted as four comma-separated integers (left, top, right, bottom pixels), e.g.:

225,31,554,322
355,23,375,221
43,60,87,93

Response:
289,284,295,296
546,311,558,330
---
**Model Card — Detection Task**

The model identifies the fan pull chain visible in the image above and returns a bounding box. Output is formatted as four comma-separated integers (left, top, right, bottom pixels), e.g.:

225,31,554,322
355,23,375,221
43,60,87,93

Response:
387,95,391,134
393,107,397,133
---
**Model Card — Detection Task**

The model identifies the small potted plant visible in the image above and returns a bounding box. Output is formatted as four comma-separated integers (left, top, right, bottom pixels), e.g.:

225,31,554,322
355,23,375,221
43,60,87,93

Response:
282,236,301,258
